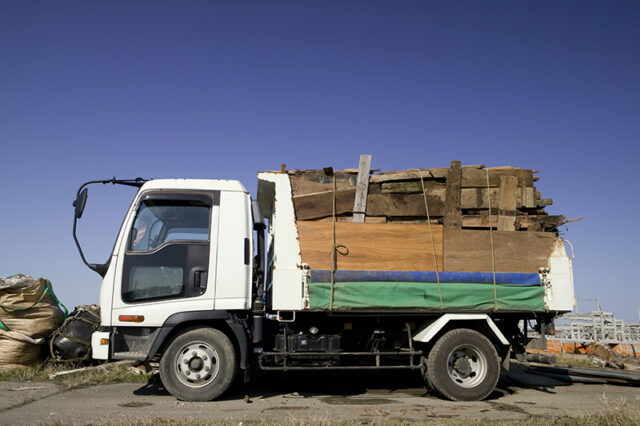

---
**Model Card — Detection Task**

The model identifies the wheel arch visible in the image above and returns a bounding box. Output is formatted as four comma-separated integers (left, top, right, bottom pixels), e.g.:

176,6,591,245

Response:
148,310,249,369
413,314,510,358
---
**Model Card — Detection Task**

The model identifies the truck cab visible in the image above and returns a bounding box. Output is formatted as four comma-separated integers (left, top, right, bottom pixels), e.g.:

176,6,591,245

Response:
77,179,257,400
99,179,253,330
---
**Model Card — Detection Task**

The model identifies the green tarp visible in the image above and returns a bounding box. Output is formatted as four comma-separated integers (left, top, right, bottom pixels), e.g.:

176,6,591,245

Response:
309,281,546,312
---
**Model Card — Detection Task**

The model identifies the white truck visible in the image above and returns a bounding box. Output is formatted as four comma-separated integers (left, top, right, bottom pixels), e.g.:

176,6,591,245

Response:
72,170,575,402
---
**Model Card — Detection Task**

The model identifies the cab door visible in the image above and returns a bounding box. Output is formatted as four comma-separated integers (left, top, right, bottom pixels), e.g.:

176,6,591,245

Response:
111,191,220,330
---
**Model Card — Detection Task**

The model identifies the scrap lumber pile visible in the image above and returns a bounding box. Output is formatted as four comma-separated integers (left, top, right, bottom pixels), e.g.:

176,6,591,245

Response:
290,161,563,231
287,160,566,274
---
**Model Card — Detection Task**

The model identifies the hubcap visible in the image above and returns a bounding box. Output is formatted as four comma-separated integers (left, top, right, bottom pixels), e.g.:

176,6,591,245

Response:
175,342,219,388
446,344,487,388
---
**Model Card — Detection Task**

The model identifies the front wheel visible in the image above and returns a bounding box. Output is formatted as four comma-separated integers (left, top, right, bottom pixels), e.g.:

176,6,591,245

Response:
160,328,237,401
425,328,500,401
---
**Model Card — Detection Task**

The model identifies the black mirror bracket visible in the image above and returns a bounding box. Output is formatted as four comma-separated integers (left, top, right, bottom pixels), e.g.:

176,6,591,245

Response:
72,177,148,277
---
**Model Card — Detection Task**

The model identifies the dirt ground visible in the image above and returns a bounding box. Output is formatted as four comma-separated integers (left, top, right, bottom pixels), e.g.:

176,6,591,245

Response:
1,366,639,425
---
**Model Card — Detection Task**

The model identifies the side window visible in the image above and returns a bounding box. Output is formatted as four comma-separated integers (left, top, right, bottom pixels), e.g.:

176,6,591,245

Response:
130,200,210,252
123,198,211,303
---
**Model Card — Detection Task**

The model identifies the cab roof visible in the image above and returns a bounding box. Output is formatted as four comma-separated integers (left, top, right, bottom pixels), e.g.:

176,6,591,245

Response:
141,179,248,193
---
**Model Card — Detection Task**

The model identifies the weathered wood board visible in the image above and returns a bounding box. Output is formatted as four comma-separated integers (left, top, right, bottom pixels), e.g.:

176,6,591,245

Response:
444,161,462,230
370,167,534,187
443,229,556,273
369,165,485,183
353,154,372,222
366,193,445,217
294,189,357,220
297,222,444,271
461,168,534,188
462,214,565,230
294,187,535,220
498,175,518,231
289,173,357,197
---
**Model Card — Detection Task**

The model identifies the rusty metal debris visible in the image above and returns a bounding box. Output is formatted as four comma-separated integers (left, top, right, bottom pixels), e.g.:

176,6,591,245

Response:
527,365,640,386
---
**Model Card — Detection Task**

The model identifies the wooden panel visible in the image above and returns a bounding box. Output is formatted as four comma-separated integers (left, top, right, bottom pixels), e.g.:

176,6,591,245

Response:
315,216,387,223
461,168,534,187
522,185,535,208
378,187,531,209
498,176,518,231
462,214,565,231
293,189,356,220
297,222,443,271
289,173,356,197
295,187,532,220
353,154,372,222
381,180,445,193
366,193,445,217
369,165,484,183
443,229,556,273
369,168,449,183
444,161,462,230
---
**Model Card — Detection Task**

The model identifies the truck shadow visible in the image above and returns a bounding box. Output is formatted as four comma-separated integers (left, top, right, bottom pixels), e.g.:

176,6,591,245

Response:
133,367,568,401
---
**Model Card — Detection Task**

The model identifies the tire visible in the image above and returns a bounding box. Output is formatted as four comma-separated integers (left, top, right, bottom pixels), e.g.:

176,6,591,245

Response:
159,328,237,401
425,328,500,401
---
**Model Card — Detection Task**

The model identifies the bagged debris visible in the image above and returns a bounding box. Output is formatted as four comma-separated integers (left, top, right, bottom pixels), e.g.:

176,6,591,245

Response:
50,305,101,362
0,274,67,369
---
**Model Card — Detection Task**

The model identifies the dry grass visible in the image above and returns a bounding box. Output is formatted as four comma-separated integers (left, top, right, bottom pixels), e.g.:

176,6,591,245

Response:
88,398,640,426
90,408,640,426
0,360,149,388
552,353,596,368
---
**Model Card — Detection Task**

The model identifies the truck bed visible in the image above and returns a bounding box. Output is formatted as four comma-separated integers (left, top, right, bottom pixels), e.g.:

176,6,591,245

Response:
257,164,575,314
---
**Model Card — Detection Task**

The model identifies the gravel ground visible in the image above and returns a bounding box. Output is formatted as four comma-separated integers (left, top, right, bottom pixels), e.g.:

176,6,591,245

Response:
1,367,639,424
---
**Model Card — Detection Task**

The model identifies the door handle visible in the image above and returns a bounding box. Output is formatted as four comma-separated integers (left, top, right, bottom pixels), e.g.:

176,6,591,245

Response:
194,270,207,290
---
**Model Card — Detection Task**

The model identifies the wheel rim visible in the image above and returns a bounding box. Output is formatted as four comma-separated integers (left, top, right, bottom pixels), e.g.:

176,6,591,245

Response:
446,344,487,388
174,341,220,388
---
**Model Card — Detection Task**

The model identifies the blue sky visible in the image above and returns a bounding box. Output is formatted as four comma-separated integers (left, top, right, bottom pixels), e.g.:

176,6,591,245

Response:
1,1,639,320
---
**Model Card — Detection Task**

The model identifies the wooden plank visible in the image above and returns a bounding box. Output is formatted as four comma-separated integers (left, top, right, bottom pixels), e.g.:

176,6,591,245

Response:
462,214,565,230
297,222,443,271
289,173,356,197
444,160,462,230
315,216,387,223
443,229,556,273
293,189,356,220
522,186,535,208
381,180,445,193
366,193,445,217
369,164,484,183
370,168,448,183
498,176,518,231
353,154,372,223
382,187,532,209
461,168,534,187
381,184,532,209
295,188,534,220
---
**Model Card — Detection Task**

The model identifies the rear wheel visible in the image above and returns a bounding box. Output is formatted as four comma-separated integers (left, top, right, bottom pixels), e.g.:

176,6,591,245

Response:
425,328,500,401
160,328,237,401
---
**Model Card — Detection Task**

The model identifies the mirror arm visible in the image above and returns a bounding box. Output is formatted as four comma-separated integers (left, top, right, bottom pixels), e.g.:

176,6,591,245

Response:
73,177,147,278
72,211,102,275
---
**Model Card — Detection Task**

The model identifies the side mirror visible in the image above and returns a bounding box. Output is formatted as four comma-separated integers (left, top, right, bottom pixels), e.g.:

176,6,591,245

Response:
74,188,88,219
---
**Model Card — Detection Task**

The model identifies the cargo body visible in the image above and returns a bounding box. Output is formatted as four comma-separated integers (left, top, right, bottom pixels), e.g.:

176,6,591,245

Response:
76,162,575,403
257,166,573,314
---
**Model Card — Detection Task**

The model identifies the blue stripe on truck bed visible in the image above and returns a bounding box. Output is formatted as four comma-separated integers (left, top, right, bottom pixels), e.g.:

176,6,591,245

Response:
310,270,541,286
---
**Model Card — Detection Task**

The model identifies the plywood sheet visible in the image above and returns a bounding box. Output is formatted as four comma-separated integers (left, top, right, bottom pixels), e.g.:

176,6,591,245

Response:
297,222,443,271
443,229,556,273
